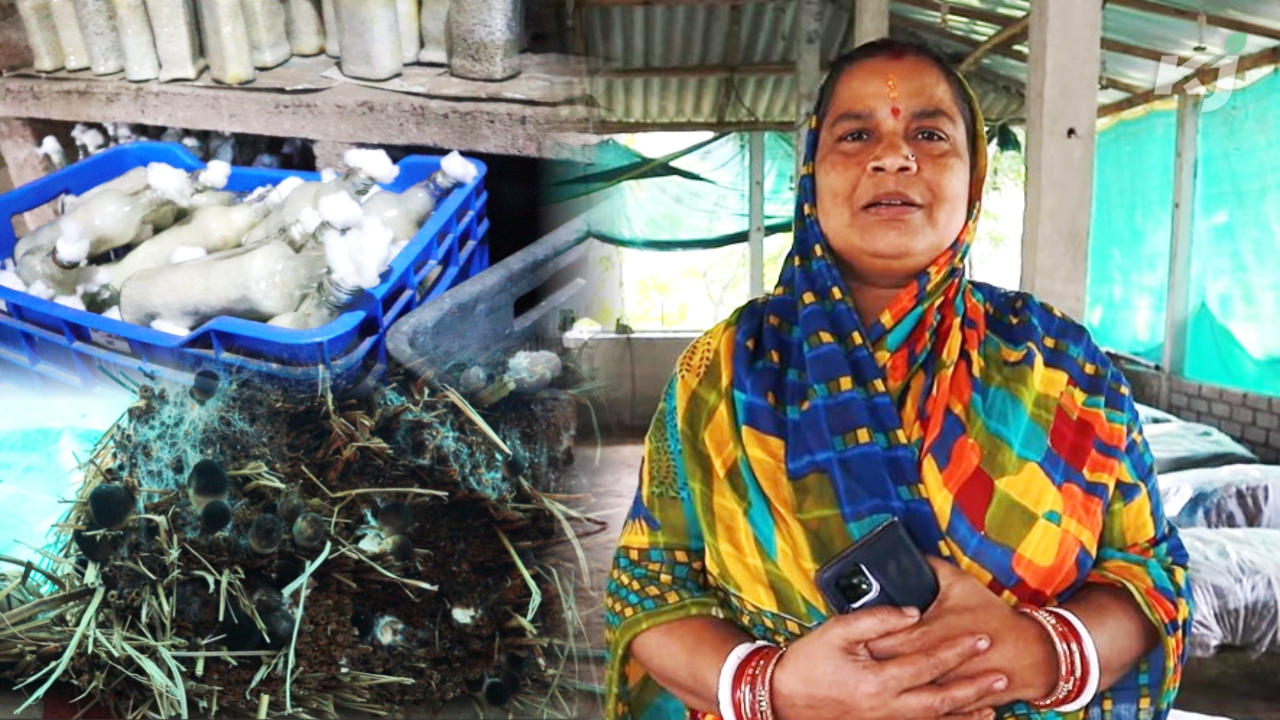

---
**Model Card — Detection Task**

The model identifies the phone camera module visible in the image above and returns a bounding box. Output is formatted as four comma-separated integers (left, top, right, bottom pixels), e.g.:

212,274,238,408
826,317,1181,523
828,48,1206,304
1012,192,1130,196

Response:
835,564,880,608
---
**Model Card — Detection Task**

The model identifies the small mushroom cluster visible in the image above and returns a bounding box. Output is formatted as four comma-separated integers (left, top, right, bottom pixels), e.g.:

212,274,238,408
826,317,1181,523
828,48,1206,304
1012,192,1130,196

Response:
73,482,137,562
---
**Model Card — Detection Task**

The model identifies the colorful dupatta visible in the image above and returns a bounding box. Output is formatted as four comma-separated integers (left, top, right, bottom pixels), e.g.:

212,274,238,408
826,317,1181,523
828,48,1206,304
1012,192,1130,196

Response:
604,73,1191,720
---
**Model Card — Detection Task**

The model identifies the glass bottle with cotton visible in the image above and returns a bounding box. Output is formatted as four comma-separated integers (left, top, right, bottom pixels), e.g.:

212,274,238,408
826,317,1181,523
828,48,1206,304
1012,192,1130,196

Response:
100,180,293,291
239,148,399,247
267,214,397,329
13,164,196,294
116,191,366,335
64,160,235,234
361,150,479,248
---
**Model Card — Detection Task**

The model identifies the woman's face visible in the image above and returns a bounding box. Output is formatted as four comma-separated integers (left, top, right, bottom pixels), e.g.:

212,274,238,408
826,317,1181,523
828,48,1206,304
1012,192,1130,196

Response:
815,55,972,288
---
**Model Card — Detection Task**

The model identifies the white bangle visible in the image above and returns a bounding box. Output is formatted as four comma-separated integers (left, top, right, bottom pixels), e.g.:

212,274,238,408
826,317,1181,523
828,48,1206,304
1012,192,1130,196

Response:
717,641,770,720
1045,607,1101,713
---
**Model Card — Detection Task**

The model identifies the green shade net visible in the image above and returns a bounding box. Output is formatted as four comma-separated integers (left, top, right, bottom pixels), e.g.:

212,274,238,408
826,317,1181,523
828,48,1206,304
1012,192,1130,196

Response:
1188,69,1280,396
1085,106,1177,365
547,132,798,250
1086,70,1280,398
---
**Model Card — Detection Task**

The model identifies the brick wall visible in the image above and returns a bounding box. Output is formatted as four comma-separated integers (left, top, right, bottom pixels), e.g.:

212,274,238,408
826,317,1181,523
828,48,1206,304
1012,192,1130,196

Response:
1122,365,1280,464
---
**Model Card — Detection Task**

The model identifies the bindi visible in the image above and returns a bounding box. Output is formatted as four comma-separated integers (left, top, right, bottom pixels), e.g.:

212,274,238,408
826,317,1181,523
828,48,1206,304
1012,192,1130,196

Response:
886,73,900,118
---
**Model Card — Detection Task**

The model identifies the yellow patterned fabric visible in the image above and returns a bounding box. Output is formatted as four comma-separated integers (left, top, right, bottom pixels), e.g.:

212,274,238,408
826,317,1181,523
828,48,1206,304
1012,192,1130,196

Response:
605,61,1190,720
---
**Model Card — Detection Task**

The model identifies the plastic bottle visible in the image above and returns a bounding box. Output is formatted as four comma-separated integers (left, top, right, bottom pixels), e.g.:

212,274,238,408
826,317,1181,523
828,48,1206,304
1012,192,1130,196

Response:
417,0,446,64
111,0,160,81
447,0,519,81
16,0,65,72
396,0,419,64
72,0,125,75
282,0,323,56
198,0,255,85
103,187,287,289
117,196,362,331
241,0,291,69
144,0,205,80
48,0,90,70
360,151,477,241
334,0,401,80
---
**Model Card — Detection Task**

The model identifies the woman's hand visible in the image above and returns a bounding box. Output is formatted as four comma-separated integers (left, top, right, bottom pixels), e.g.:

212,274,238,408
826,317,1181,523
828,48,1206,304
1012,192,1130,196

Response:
771,604,1007,720
866,557,1059,708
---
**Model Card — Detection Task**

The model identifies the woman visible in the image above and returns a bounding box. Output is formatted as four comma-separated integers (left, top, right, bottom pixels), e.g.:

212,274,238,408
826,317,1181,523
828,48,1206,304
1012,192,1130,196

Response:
604,39,1190,720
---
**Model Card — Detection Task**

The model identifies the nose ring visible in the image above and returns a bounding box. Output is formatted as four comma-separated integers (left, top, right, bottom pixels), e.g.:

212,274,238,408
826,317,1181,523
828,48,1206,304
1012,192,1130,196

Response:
906,152,917,162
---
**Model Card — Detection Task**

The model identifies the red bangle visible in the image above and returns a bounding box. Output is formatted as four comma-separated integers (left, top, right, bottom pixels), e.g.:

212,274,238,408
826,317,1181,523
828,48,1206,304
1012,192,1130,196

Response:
1019,606,1090,710
732,644,784,720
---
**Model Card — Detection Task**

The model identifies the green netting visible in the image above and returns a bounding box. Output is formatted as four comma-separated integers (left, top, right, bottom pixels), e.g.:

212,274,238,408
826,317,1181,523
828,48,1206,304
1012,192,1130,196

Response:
1085,106,1177,364
1086,70,1280,397
541,135,722,205
554,132,799,250
1187,69,1280,396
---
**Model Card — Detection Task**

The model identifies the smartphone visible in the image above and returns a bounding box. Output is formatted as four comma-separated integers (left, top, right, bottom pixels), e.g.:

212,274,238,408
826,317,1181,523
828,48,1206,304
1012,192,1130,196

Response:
815,517,939,614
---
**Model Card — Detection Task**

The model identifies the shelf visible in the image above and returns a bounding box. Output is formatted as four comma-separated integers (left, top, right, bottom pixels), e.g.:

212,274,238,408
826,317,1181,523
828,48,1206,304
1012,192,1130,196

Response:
0,54,591,159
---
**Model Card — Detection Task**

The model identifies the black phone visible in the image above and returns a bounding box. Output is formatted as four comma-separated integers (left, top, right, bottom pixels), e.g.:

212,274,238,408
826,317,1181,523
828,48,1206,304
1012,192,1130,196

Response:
815,517,940,614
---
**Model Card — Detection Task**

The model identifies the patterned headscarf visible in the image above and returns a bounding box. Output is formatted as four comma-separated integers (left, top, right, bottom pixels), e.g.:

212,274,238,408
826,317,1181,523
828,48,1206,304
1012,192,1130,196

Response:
606,47,1190,720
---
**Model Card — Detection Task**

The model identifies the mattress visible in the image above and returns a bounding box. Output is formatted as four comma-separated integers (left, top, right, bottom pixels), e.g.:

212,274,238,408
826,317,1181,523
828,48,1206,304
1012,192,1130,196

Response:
1181,527,1280,658
1161,464,1280,529
1144,422,1259,475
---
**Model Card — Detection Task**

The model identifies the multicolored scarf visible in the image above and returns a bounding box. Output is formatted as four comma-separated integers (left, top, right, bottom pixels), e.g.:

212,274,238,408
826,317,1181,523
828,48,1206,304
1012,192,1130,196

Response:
605,70,1191,720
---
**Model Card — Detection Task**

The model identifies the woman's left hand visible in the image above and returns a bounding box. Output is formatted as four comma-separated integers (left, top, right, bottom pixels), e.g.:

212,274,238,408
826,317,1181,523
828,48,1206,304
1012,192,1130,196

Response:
866,557,1058,708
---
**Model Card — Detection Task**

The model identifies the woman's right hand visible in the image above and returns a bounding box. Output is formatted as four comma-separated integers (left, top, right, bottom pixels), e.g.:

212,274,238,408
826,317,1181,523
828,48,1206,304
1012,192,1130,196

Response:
771,605,1007,720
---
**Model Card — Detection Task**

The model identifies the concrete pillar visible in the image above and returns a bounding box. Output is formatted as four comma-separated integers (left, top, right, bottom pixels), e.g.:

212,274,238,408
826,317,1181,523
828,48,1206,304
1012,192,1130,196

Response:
0,118,58,233
1020,0,1102,320
748,131,764,297
311,139,357,172
796,0,822,167
1162,93,1202,383
854,0,890,46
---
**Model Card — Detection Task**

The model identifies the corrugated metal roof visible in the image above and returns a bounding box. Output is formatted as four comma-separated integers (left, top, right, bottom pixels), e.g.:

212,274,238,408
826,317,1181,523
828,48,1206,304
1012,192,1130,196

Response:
584,0,1280,130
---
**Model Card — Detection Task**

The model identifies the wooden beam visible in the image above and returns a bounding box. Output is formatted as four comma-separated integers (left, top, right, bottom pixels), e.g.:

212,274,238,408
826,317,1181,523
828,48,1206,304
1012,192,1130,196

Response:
1102,37,1192,66
898,15,1150,97
595,63,794,79
1099,44,1280,116
581,0,774,6
715,2,745,124
959,13,1029,73
899,0,1219,66
895,0,1019,30
590,120,793,133
1107,0,1280,44
895,15,1028,64
1099,75,1148,97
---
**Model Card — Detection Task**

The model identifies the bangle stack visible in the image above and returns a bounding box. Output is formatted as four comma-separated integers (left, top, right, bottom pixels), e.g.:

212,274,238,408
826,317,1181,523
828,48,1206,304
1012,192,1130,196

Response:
1017,606,1100,713
717,641,786,720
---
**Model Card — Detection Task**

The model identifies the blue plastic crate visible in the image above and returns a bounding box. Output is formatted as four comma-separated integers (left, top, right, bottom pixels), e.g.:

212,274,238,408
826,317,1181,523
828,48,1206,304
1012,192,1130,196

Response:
0,142,489,391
